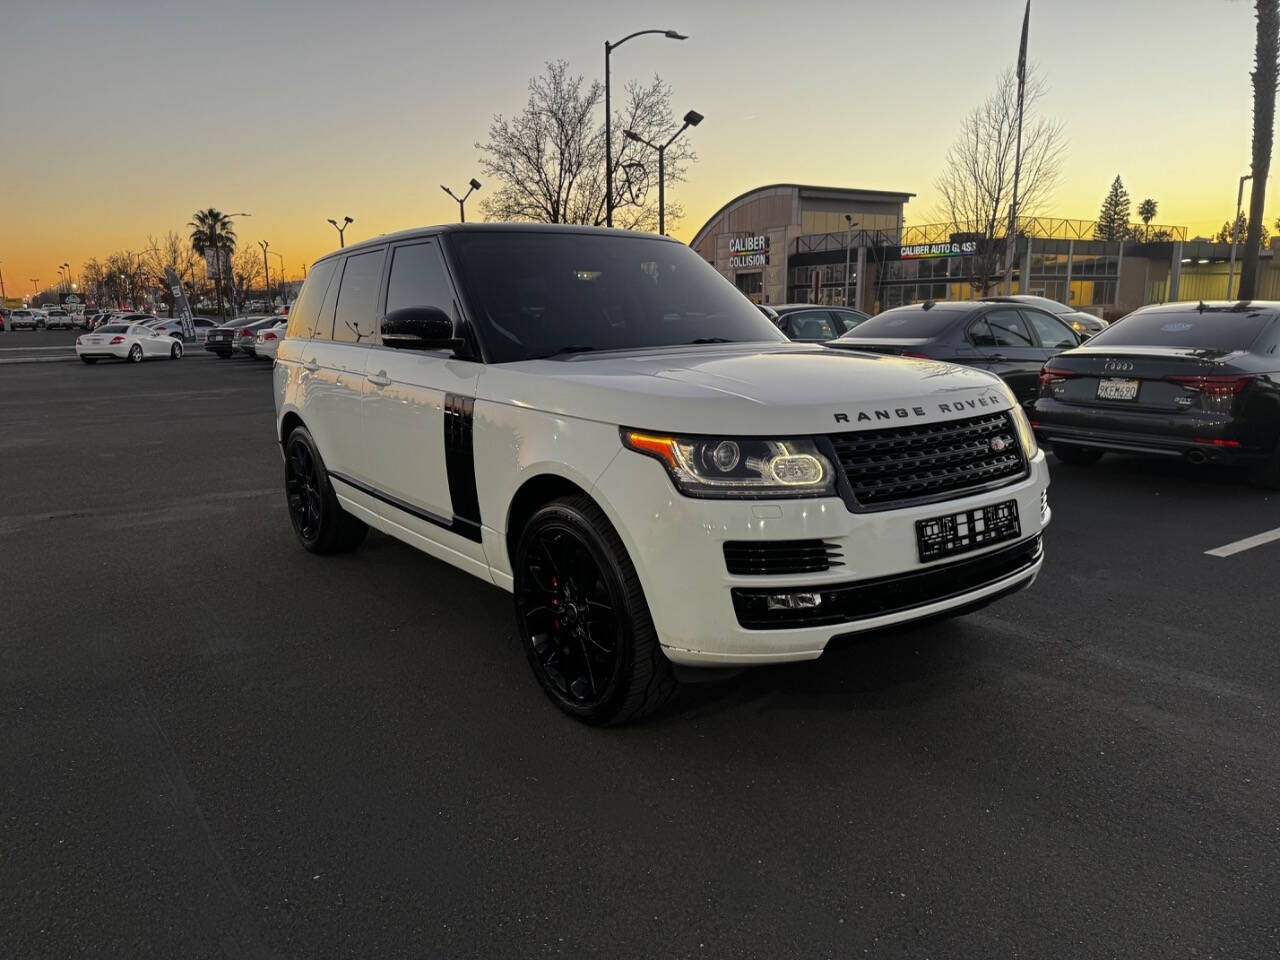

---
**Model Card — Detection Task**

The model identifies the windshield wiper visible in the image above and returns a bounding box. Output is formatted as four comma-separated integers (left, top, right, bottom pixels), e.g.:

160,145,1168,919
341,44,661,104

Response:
686,337,734,344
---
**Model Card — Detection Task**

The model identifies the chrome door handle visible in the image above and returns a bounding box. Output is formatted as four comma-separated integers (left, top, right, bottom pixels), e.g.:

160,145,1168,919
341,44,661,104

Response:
366,372,391,387
303,359,320,372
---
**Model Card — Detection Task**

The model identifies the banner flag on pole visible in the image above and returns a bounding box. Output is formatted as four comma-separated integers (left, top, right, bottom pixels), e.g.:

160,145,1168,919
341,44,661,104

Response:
165,266,196,343
1016,0,1030,89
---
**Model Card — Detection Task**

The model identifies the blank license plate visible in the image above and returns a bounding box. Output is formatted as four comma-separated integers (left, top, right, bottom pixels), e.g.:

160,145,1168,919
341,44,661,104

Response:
916,500,1021,563
1097,377,1140,401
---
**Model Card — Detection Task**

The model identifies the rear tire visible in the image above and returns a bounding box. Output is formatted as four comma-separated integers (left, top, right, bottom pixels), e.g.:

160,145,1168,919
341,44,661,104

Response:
513,495,677,725
170,341,183,359
1053,443,1104,467
128,344,143,363
283,426,368,553
80,357,97,364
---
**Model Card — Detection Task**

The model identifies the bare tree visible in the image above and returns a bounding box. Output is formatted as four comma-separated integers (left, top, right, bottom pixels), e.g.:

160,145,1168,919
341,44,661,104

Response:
933,66,1066,293
143,232,202,316
476,60,695,232
230,247,263,310
1240,0,1279,298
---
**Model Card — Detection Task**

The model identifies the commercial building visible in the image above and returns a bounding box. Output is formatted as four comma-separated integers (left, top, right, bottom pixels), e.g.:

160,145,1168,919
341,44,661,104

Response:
691,183,1280,317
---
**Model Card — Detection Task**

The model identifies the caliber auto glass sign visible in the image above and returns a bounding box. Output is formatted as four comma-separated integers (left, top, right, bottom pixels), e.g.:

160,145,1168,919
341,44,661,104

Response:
899,240,977,260
729,235,770,269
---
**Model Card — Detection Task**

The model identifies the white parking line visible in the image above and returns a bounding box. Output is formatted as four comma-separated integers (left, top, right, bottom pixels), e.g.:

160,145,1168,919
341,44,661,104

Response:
1205,527,1280,558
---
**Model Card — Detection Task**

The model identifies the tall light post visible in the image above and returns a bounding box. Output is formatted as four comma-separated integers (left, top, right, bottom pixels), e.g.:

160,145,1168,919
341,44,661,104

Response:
1227,173,1253,301
605,28,686,228
441,179,481,222
624,110,702,236
56,266,66,293
327,216,353,248
62,263,70,293
258,240,272,310
0,261,6,299
843,215,859,307
266,250,287,307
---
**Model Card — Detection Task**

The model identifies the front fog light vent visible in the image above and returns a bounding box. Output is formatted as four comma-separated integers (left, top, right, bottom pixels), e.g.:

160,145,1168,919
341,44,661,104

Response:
723,540,843,576
766,592,823,611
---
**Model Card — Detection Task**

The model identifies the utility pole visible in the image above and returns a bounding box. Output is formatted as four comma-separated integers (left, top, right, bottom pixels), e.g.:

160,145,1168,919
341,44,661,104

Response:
327,216,353,248
604,28,687,228
259,240,271,310
624,110,703,235
0,261,7,299
843,215,858,307
1227,173,1253,300
441,179,481,222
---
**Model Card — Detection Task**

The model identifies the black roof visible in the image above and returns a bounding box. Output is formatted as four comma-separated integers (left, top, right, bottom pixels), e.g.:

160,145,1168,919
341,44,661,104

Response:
314,222,680,266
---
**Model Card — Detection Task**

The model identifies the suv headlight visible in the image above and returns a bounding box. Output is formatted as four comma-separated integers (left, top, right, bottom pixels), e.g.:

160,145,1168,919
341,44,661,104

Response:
622,430,837,498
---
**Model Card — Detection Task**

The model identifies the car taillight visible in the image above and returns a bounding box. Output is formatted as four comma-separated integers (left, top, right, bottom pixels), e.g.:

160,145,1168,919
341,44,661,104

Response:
76,338,82,345
1167,375,1254,396
109,336,125,344
263,332,278,340
1194,437,1242,447
1039,365,1079,386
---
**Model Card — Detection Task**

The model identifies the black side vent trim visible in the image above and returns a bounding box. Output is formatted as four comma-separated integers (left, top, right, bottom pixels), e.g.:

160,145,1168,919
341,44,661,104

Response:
443,393,481,539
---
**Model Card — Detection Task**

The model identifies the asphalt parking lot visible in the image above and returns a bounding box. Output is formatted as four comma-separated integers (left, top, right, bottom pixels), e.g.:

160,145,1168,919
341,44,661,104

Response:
3,347,1279,959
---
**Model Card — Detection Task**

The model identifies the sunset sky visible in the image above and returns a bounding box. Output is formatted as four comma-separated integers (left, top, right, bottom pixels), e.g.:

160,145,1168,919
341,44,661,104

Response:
0,0,1267,298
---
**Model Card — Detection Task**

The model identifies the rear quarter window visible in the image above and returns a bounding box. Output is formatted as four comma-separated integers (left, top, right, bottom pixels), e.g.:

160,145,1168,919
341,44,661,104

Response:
285,259,339,340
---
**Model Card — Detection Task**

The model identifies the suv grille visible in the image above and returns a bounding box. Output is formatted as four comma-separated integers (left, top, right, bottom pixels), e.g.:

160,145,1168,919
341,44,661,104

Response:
829,411,1026,509
724,540,843,576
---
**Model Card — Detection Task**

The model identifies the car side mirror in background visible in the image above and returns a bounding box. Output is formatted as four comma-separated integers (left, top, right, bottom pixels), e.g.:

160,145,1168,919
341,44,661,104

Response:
382,306,466,353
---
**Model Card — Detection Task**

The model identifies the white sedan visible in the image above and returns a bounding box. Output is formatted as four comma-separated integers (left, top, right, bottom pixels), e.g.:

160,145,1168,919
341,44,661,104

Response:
253,320,288,360
76,322,185,364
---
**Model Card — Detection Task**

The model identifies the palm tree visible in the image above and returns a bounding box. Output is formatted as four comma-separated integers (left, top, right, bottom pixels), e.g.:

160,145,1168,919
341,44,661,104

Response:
1240,0,1278,300
188,208,237,318
1137,198,1158,241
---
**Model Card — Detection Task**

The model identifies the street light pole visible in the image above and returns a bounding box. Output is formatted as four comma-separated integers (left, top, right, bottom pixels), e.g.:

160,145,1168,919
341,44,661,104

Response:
1227,173,1253,301
441,179,481,223
267,250,287,307
0,261,6,299
327,216,353,248
259,240,271,310
604,28,687,229
843,215,859,307
624,110,703,236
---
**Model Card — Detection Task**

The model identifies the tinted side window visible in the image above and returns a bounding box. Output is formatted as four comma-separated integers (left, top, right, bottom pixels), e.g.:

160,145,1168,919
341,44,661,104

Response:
984,309,1034,347
333,250,385,343
1023,309,1077,349
384,241,457,321
284,259,338,339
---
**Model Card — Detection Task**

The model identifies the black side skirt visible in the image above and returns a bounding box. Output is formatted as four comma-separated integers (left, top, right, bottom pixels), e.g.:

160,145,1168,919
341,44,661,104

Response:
328,472,483,544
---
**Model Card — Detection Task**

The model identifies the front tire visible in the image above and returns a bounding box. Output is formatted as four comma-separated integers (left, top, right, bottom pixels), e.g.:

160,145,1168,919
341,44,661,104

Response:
283,426,368,553
128,344,143,363
171,341,183,359
1053,443,1104,466
513,495,677,725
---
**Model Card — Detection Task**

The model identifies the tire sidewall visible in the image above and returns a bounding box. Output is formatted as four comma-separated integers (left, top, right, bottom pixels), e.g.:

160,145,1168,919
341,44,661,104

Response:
171,341,183,359
129,344,143,363
514,501,638,723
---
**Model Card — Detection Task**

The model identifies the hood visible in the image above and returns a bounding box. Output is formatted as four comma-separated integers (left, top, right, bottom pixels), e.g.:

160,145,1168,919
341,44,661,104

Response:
480,343,1011,435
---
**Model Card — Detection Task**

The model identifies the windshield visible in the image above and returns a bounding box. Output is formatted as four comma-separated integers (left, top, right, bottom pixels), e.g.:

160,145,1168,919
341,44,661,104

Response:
98,324,128,333
446,231,786,363
1089,308,1272,353
837,305,968,340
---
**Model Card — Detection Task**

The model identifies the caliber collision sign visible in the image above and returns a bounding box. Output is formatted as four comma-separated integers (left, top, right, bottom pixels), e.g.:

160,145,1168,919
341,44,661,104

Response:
900,240,977,260
729,235,770,269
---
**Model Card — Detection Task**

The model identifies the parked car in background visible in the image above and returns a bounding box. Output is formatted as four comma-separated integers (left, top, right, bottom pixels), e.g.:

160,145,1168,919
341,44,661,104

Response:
76,323,186,363
205,316,269,358
1033,300,1280,486
829,299,1082,409
252,319,288,360
45,308,74,330
982,295,1107,339
237,317,283,357
9,309,41,331
767,304,869,342
148,316,220,342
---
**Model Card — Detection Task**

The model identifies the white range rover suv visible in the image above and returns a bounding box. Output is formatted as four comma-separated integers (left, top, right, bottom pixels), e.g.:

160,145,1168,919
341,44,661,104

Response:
274,225,1050,724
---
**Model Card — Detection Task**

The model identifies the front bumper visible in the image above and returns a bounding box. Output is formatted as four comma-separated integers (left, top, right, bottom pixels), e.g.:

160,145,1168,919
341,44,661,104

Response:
593,450,1051,666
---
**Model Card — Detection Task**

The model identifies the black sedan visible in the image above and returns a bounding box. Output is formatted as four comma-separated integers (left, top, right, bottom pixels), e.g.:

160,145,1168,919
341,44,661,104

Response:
205,316,272,358
763,304,869,342
829,299,1081,408
1032,301,1280,486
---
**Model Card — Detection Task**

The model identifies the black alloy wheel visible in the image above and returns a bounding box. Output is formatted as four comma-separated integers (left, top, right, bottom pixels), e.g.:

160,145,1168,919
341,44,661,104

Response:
282,426,367,553
514,496,677,725
285,438,323,543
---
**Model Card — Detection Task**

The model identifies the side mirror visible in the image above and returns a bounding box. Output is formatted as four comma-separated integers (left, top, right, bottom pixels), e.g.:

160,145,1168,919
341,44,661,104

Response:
382,306,465,353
